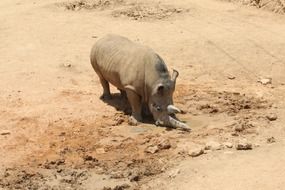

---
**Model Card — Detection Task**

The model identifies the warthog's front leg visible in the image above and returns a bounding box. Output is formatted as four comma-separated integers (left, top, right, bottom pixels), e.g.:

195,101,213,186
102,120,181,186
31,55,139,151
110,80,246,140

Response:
125,89,142,125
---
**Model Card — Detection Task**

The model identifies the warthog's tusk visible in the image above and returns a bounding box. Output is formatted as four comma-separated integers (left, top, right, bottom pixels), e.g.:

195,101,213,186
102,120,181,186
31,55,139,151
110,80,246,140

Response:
168,116,190,131
167,105,181,114
156,115,191,131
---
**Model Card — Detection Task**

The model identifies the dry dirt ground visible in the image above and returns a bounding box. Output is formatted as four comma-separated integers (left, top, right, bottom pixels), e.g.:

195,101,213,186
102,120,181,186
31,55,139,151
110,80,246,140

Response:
1,0,285,189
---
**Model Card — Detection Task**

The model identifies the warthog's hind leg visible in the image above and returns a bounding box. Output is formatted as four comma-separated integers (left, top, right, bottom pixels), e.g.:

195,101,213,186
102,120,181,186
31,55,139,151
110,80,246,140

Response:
99,78,112,100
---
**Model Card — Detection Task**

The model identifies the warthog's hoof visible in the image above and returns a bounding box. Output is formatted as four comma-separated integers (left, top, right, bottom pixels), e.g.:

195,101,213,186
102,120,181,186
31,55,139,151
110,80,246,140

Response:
128,116,141,126
100,93,112,100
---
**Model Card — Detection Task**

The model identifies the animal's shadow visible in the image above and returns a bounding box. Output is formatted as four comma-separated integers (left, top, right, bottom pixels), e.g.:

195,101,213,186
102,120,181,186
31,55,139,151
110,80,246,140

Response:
101,93,155,124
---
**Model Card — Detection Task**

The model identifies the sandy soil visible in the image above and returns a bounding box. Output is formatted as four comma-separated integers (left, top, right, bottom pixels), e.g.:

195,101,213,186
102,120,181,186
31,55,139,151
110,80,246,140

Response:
1,0,285,189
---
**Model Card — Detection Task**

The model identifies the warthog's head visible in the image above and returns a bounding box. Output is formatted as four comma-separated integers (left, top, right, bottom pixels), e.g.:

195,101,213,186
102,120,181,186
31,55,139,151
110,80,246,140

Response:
148,69,190,130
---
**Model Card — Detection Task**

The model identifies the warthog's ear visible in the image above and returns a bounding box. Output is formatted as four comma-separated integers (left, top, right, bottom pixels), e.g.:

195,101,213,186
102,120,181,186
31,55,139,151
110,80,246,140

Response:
172,69,179,83
155,84,164,96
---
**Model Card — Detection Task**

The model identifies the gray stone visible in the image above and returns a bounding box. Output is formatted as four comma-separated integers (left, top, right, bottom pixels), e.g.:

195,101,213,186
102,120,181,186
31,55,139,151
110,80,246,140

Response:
205,141,223,150
188,147,204,157
223,142,233,148
236,142,253,150
144,145,159,154
266,114,277,121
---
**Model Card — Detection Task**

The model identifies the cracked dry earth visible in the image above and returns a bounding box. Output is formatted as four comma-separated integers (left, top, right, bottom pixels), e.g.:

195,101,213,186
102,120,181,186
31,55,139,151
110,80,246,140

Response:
1,0,285,189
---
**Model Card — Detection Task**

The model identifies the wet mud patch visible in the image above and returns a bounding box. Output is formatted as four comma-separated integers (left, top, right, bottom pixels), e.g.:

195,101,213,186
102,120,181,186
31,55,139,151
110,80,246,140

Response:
175,84,274,135
0,115,180,189
175,84,271,116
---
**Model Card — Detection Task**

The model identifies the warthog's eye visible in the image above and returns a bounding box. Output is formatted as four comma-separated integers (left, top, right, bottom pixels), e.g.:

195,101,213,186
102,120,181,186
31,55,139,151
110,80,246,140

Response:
156,106,162,112
152,103,162,112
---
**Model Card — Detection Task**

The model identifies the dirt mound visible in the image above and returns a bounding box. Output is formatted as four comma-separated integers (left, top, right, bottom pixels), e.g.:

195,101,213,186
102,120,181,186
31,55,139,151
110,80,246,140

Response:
59,0,125,11
112,3,188,20
175,84,270,116
175,84,273,135
224,0,285,14
0,109,175,189
57,0,187,20
0,168,46,190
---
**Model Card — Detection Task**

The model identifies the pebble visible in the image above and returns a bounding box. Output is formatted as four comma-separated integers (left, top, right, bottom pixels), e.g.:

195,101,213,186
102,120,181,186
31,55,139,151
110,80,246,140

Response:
175,8,183,13
83,155,97,162
158,139,171,150
267,137,276,143
144,145,159,154
168,169,180,178
236,142,253,150
227,75,236,80
266,114,277,121
0,130,11,135
129,170,140,182
205,141,223,150
96,148,106,154
234,124,245,132
63,62,72,67
257,78,272,85
113,184,131,190
188,147,204,157
223,142,233,148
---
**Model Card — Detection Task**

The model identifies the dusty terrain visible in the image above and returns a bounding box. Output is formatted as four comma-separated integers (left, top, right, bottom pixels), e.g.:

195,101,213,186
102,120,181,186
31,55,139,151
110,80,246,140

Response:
1,0,285,189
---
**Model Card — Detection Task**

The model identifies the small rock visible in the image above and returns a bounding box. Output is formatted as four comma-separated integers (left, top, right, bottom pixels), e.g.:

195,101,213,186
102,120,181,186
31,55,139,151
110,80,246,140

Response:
227,75,236,80
257,78,272,85
234,124,245,132
188,147,204,157
267,137,276,143
266,114,277,121
175,8,183,13
55,159,65,165
57,169,63,173
144,145,159,154
158,139,171,150
59,132,66,136
205,141,223,150
168,169,180,178
223,142,233,148
129,170,140,182
96,148,106,154
0,130,11,135
231,132,239,136
63,62,72,67
130,174,140,182
113,184,131,190
236,142,252,150
83,155,97,162
110,171,124,179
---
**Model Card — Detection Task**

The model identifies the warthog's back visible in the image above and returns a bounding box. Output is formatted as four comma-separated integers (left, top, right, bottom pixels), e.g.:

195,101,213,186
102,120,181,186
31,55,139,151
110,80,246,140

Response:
90,34,163,94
